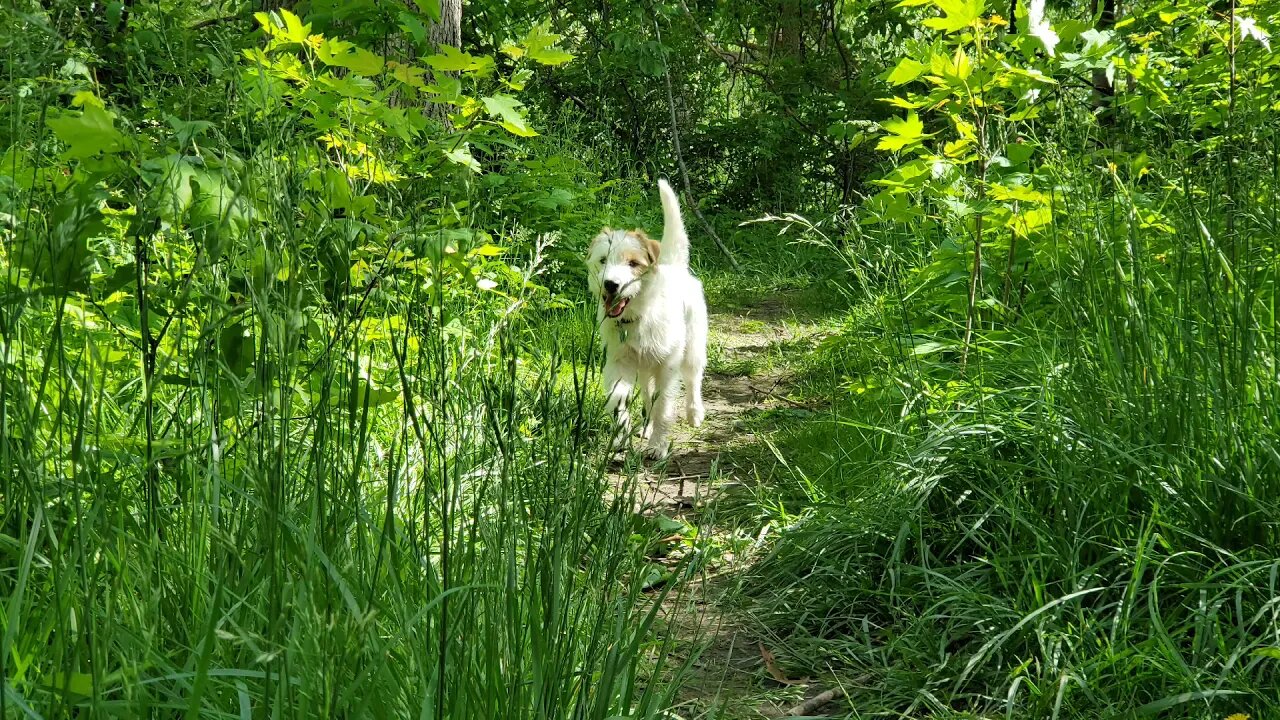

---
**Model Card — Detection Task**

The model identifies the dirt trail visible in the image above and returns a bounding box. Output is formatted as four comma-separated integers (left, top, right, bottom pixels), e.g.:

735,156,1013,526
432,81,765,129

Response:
606,294,835,717
612,296,818,512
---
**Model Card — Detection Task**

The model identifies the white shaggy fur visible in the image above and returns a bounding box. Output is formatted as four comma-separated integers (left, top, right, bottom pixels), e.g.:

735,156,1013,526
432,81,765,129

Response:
585,179,708,458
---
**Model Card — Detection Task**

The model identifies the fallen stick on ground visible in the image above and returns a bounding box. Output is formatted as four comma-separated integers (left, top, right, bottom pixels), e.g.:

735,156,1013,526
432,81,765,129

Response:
748,384,817,410
779,687,845,716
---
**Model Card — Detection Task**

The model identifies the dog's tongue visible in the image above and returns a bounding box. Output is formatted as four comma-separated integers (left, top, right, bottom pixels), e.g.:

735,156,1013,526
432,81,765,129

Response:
606,297,628,318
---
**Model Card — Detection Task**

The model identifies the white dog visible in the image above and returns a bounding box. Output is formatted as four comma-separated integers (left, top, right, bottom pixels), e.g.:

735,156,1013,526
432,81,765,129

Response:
586,179,708,458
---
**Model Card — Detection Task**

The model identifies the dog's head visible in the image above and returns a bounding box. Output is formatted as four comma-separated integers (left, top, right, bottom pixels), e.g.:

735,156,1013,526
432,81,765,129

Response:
585,227,661,319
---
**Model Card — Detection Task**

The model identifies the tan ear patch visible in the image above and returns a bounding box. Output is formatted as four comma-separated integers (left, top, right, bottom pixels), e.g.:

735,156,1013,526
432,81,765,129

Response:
626,229,660,265
645,238,661,265
621,249,650,272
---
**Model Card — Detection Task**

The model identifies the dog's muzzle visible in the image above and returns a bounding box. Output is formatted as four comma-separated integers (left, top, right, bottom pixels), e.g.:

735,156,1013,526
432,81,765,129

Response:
603,293,629,318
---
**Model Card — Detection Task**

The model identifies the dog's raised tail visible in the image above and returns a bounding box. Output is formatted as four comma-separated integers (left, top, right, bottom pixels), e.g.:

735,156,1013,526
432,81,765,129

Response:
657,178,689,267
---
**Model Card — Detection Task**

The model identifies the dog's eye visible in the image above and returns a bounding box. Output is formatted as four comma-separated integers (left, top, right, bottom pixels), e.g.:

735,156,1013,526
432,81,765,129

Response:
627,260,639,268
599,257,606,264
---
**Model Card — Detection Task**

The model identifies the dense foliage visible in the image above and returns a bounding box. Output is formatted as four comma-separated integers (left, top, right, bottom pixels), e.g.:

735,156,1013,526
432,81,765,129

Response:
2,0,1278,717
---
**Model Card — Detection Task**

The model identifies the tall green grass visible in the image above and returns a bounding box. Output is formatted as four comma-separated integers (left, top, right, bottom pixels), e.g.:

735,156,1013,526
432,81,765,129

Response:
0,13,682,717
0,176,676,719
729,93,1280,720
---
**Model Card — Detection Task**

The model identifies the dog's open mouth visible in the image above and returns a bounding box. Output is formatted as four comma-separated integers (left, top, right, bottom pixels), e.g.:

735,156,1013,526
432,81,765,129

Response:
604,295,629,318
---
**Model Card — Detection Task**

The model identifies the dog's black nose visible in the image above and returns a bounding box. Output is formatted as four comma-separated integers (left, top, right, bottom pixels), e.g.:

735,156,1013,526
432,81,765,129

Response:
603,280,619,295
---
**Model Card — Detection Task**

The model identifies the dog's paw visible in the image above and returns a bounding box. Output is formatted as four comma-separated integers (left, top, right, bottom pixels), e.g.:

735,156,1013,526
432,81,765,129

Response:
686,405,705,428
609,429,630,454
643,439,671,461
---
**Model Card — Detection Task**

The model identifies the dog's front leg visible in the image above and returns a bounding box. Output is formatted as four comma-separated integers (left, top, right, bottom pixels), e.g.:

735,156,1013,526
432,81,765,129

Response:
644,365,679,460
603,361,635,451
637,371,656,440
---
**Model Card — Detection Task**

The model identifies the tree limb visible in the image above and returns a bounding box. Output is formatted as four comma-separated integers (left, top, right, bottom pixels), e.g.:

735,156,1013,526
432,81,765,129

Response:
653,15,740,269
781,687,845,716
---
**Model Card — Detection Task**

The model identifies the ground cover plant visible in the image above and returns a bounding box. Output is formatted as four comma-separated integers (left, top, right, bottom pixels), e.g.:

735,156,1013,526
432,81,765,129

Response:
2,0,1277,718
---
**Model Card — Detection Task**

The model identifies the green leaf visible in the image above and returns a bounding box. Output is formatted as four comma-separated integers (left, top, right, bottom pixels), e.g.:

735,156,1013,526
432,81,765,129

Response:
70,90,104,109
468,243,505,257
482,94,537,137
945,46,973,79
59,58,92,79
923,0,985,33
255,8,311,44
911,340,955,356
144,155,255,257
1079,28,1115,54
390,62,427,89
887,58,927,85
504,67,533,91
44,672,94,697
1005,142,1035,166
280,9,310,43
13,184,105,293
189,173,255,258
144,154,200,223
877,110,931,152
46,104,127,159
426,45,483,72
445,145,481,172
882,95,924,109
427,75,463,103
166,115,214,146
317,38,384,75
523,21,575,66
412,0,441,22
398,11,429,45
220,322,255,378
655,514,688,534
317,73,376,99
500,41,525,60
529,46,573,66
989,183,1048,204
861,189,924,224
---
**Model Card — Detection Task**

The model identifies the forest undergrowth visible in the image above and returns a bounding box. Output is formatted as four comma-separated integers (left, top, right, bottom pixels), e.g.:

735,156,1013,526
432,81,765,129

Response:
3,0,1279,718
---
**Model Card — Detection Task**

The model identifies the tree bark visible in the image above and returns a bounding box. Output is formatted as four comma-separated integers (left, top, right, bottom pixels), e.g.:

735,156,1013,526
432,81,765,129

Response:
430,0,462,51
427,0,462,124
1090,0,1117,122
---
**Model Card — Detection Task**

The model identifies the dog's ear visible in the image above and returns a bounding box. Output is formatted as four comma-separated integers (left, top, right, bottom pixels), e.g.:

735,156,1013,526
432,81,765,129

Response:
637,230,661,265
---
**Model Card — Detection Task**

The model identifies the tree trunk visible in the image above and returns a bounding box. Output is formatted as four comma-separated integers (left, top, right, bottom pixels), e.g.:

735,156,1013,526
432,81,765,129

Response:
427,0,462,123
430,0,462,51
775,0,807,60
1090,0,1117,123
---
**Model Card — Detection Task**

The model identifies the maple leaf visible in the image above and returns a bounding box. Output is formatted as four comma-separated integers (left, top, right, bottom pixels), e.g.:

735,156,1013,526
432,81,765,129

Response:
877,110,934,152
923,0,985,34
482,94,538,137
46,104,127,159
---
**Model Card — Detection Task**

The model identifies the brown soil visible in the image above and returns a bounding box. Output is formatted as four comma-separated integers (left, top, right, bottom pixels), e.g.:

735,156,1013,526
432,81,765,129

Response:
605,294,841,718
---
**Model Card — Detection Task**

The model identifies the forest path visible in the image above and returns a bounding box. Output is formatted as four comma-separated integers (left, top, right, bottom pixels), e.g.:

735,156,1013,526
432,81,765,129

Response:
614,294,818,511
606,292,843,718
